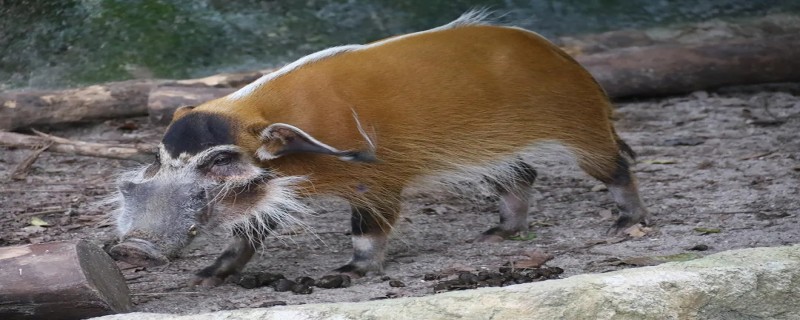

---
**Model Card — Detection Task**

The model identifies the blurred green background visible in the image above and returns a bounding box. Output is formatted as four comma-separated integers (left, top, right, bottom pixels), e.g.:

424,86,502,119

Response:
1,0,798,89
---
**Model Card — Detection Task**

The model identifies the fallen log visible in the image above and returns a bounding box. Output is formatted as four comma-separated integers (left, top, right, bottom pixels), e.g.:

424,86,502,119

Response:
577,35,800,98
0,130,155,163
0,240,132,320
0,80,159,131
0,70,270,131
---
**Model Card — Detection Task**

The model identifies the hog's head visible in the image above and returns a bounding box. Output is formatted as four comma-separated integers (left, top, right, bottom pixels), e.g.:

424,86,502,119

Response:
109,106,375,267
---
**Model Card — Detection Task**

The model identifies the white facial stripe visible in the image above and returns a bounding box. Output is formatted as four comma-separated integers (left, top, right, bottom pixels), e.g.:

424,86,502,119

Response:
192,145,242,167
139,144,254,186
227,10,491,101
159,144,242,168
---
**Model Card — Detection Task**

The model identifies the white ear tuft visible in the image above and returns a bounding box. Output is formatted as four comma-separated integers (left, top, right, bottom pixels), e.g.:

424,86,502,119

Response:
255,146,278,161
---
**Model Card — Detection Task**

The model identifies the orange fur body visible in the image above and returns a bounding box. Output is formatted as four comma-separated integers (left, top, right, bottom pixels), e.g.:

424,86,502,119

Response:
190,24,624,210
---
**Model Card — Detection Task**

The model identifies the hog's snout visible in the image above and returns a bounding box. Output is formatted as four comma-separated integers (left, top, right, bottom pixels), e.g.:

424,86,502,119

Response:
109,238,169,267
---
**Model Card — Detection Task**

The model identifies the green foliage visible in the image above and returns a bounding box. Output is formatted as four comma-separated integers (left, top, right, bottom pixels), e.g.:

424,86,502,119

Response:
1,0,799,89
74,0,226,82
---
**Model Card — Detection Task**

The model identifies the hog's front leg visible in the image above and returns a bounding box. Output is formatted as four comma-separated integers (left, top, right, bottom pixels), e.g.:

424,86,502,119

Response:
334,200,400,277
193,216,274,286
193,236,257,286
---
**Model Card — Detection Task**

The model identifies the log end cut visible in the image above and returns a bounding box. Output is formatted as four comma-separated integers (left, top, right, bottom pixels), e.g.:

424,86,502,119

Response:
0,240,132,320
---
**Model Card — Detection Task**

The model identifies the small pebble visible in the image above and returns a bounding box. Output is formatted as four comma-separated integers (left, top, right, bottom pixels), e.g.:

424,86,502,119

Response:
292,283,313,294
485,278,503,287
258,301,287,308
273,279,296,292
258,273,286,287
316,274,352,289
380,276,392,281
423,273,439,281
433,282,450,293
389,280,406,287
457,272,479,285
688,244,710,251
295,276,315,286
237,274,260,289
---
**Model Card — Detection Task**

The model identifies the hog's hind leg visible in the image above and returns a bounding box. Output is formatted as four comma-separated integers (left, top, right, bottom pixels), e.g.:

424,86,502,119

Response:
476,162,537,243
577,138,649,235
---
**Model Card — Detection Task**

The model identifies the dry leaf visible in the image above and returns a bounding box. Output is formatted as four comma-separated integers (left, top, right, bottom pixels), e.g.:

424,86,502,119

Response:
513,249,554,268
643,159,677,165
624,225,651,238
30,217,50,227
597,209,613,220
693,227,721,234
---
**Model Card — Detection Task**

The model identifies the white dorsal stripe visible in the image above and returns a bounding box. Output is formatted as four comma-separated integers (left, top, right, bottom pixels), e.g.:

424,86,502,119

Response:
227,10,491,101
228,44,363,100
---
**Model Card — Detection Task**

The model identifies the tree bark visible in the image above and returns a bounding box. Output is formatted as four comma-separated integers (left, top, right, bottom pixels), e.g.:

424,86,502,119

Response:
0,240,132,320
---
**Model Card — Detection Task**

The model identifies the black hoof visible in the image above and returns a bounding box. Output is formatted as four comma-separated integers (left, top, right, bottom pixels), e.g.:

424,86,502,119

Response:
607,216,648,236
193,265,234,287
475,227,519,242
332,263,368,279
191,275,226,287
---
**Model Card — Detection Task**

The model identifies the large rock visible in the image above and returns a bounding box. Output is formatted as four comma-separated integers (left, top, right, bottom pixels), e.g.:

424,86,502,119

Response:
96,245,800,320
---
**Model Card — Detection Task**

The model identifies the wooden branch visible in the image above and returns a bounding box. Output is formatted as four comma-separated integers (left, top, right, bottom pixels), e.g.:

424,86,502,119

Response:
0,131,155,163
576,35,800,98
0,240,132,320
10,142,52,180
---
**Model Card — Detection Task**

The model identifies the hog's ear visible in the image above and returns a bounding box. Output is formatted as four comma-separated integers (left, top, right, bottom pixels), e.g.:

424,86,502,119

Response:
172,105,195,122
256,123,376,163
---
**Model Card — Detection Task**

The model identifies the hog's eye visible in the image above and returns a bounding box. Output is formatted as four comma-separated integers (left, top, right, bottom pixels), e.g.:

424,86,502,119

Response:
212,153,233,167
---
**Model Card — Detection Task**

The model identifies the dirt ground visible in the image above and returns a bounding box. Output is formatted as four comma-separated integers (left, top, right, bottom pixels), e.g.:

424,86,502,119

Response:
1,84,799,314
